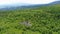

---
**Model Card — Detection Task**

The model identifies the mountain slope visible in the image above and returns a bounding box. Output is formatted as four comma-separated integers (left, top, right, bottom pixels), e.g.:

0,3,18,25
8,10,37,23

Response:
0,4,60,34
50,1,60,4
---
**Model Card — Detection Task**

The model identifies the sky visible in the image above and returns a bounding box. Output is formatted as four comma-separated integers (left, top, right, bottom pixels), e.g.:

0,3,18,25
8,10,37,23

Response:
0,0,58,5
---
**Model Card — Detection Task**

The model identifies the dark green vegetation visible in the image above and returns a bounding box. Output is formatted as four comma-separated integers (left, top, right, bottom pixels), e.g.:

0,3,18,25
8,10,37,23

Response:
0,4,60,34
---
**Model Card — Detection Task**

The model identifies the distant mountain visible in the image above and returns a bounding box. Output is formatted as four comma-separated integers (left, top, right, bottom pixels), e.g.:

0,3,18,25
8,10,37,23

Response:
0,1,60,10
50,1,60,4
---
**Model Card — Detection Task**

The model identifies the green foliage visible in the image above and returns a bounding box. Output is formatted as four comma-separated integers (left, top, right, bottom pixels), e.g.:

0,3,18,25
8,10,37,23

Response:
0,4,60,34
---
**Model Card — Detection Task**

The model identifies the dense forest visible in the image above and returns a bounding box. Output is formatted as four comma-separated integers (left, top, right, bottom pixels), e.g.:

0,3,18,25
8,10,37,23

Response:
0,4,60,34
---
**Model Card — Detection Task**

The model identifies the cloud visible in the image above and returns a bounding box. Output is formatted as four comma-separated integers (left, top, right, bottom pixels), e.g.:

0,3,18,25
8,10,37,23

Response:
0,0,56,5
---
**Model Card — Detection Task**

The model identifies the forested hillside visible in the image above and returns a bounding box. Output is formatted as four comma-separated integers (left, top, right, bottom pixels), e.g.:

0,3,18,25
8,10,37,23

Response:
0,4,60,34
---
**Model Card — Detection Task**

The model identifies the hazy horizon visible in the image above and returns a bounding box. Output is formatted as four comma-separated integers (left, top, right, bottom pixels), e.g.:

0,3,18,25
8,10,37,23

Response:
0,0,58,5
0,0,60,8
